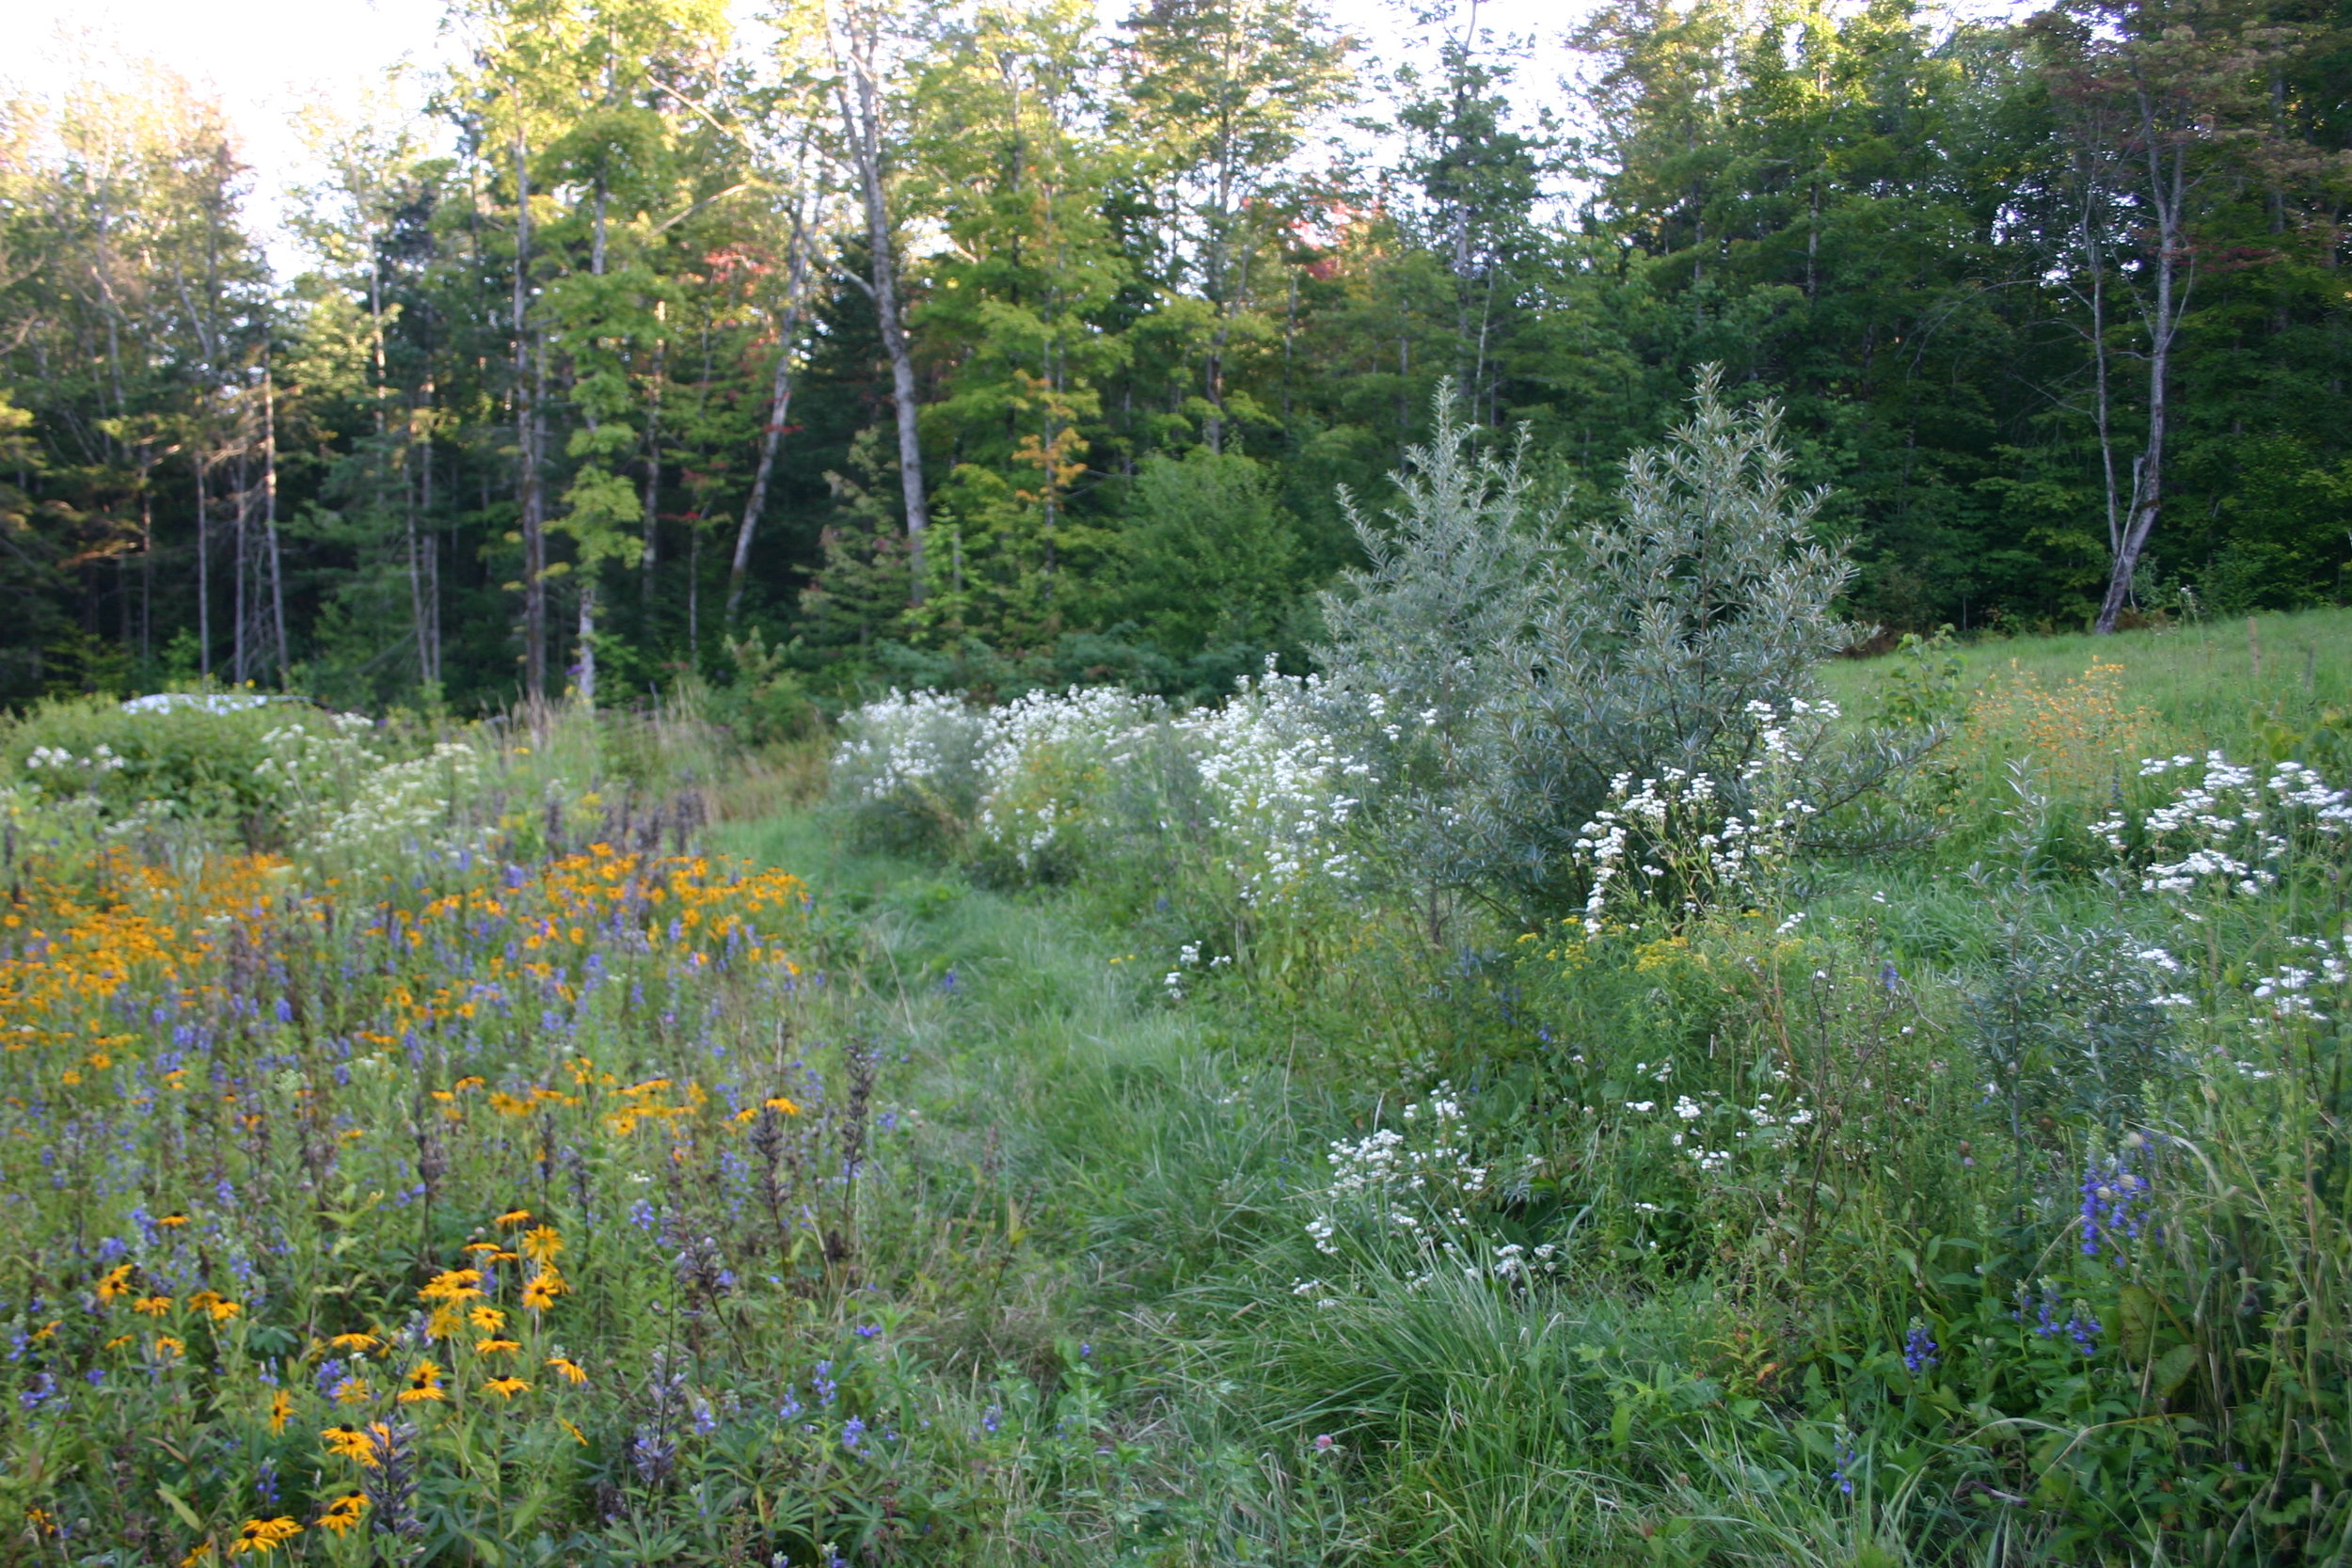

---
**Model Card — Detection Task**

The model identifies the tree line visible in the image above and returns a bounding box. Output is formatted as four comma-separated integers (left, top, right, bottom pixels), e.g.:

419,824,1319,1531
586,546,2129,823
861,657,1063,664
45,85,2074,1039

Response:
2,0,2346,713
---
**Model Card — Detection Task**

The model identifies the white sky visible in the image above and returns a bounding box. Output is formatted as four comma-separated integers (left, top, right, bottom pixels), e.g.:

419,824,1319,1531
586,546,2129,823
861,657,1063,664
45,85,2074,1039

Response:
0,0,1589,273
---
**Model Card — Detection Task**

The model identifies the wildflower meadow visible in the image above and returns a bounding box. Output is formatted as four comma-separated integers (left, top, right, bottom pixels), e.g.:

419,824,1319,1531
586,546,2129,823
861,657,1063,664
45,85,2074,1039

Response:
3,397,2350,1566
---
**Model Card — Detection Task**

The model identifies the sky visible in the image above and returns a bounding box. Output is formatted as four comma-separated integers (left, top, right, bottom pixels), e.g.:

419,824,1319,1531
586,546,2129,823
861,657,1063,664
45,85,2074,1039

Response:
0,0,1587,272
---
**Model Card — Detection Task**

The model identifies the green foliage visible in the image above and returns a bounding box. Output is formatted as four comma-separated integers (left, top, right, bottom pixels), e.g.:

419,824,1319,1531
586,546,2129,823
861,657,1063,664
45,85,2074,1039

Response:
1111,450,1301,663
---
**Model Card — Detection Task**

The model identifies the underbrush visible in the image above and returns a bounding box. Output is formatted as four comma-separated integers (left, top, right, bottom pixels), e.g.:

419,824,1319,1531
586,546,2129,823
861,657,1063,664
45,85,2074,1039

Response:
815,610,2352,1566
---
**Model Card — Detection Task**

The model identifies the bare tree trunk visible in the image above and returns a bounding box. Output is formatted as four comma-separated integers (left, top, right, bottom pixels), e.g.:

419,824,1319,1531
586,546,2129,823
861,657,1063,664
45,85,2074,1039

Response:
2096,115,2188,635
642,299,666,606
514,126,548,706
195,451,211,679
263,365,289,680
727,198,813,626
231,445,247,685
835,9,929,602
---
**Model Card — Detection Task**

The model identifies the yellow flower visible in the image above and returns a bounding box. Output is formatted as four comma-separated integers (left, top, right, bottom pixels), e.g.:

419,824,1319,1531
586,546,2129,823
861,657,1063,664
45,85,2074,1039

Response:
483,1375,531,1399
494,1208,533,1228
469,1305,506,1333
521,1270,564,1311
153,1335,185,1360
228,1516,300,1556
317,1494,368,1538
158,1213,189,1228
326,1331,379,1353
180,1544,213,1566
518,1225,564,1264
134,1295,174,1317
397,1361,445,1404
764,1095,800,1116
559,1417,588,1446
476,1338,521,1354
420,1268,484,1303
97,1262,135,1302
546,1355,587,1386
329,1375,372,1407
268,1388,293,1433
321,1425,380,1467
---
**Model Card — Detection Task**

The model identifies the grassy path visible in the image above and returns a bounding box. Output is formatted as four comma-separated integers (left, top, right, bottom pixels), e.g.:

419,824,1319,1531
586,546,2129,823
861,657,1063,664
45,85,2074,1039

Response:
713,811,1351,1561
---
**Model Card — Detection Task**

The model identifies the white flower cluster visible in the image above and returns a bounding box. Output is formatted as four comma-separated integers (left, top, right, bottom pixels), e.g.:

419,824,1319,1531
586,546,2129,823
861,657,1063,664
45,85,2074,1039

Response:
1294,1086,1559,1292
1174,668,1370,901
831,689,988,804
2246,934,2352,1025
299,743,488,872
2091,752,2351,898
834,665,1373,903
973,686,1162,868
23,744,126,776
1571,702,1834,934
1618,1073,1812,1174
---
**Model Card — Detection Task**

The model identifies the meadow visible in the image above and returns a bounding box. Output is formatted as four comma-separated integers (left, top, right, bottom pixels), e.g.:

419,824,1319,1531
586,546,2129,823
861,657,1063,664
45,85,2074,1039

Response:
1,606,2348,1566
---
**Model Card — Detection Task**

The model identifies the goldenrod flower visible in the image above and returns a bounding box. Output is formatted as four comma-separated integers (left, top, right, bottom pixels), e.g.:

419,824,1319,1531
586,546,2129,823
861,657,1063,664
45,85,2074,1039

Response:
317,1494,367,1538
227,1516,300,1556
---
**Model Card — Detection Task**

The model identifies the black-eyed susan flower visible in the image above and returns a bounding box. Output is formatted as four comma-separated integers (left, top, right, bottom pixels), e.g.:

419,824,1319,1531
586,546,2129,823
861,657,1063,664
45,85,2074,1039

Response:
96,1263,135,1302
396,1361,445,1404
317,1494,367,1537
321,1425,380,1467
546,1354,587,1386
494,1209,532,1228
483,1375,531,1399
520,1271,564,1311
152,1335,185,1360
133,1295,174,1317
559,1417,588,1446
326,1331,379,1354
419,1268,483,1304
518,1225,564,1265
469,1305,506,1333
227,1515,299,1556
476,1337,521,1354
158,1214,189,1229
267,1388,293,1433
179,1543,212,1566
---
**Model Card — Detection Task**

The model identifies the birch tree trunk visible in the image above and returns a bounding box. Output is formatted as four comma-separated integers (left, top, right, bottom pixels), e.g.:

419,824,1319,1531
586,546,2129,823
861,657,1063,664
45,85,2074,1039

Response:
727,196,813,626
834,4,928,602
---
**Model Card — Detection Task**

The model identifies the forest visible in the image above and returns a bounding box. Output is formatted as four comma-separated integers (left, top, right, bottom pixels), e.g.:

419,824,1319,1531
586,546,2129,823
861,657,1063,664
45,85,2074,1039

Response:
3,0,2348,714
